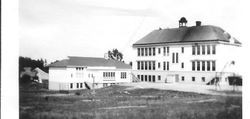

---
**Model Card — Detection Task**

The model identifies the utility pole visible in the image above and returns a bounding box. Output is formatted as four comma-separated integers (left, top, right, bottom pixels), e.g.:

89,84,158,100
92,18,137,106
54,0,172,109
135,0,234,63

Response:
91,74,96,118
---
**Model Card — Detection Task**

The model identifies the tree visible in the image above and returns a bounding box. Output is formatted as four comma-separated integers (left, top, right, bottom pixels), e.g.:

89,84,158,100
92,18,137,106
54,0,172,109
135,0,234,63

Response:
19,56,49,73
107,49,123,61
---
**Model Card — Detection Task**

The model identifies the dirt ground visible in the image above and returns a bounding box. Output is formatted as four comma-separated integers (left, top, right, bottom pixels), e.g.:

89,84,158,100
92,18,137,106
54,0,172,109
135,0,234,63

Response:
121,82,242,96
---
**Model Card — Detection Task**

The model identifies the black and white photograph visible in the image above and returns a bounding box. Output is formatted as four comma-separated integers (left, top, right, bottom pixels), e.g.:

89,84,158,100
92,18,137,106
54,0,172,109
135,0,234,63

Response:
2,0,250,119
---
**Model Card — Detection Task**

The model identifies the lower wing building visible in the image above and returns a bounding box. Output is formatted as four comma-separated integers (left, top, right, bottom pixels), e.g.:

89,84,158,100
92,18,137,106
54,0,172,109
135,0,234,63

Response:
48,56,132,90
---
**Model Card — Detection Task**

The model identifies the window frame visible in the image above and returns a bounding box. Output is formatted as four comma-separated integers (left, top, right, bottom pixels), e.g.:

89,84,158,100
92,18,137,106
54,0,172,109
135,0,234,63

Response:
212,61,216,71
138,48,140,56
202,61,205,71
182,76,185,81
141,48,144,56
207,45,210,55
207,61,210,71
149,48,152,56
192,61,195,71
153,48,155,56
192,46,196,55
197,61,200,71
197,45,200,55
202,77,205,82
212,45,216,54
192,77,195,82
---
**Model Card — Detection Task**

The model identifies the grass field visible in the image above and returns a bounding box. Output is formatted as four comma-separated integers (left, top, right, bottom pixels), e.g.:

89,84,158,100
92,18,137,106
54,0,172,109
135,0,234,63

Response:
20,85,242,119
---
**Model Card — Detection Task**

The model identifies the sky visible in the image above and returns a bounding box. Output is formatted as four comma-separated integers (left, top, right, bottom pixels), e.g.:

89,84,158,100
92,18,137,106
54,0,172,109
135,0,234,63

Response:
19,0,247,64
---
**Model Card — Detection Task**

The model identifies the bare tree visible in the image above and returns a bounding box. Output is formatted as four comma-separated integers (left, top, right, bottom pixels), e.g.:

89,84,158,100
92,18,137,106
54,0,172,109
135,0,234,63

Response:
107,49,123,61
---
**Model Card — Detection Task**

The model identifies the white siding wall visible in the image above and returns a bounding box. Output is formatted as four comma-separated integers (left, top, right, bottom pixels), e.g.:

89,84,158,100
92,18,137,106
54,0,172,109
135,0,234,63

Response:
49,67,67,90
132,42,240,85
49,66,132,90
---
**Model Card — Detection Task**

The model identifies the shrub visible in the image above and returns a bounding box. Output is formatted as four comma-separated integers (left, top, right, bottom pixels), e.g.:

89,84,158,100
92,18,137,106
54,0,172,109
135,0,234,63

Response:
75,92,81,96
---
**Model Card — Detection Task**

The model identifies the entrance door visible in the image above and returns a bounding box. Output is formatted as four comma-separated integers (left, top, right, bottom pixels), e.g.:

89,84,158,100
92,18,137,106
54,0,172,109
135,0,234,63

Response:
175,74,179,82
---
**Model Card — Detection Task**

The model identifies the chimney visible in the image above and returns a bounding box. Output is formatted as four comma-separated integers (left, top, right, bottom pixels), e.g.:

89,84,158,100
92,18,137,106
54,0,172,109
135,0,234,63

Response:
196,21,201,26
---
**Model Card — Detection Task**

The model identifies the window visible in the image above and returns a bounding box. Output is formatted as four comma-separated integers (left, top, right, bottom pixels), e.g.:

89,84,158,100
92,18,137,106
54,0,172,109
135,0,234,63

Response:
172,53,175,63
202,77,205,82
163,47,166,55
192,61,195,71
145,61,148,70
141,75,144,81
192,77,195,82
212,61,216,71
163,62,166,70
70,83,73,89
137,75,140,79
158,62,161,68
103,83,108,87
212,45,216,54
80,83,83,88
149,48,152,56
121,72,127,79
158,48,161,54
145,75,147,82
202,45,205,55
207,45,210,54
104,72,115,78
77,83,79,88
167,47,169,54
137,61,140,70
176,53,178,63
202,61,205,71
145,48,148,56
141,61,144,70
207,61,210,71
197,45,200,55
197,61,200,71
138,48,140,56
153,61,155,70
167,62,169,70
181,62,184,68
149,75,151,82
181,47,184,53
158,75,161,81
108,72,110,77
152,75,155,82
192,46,196,55
149,61,151,70
153,48,155,56
182,76,185,81
141,48,144,56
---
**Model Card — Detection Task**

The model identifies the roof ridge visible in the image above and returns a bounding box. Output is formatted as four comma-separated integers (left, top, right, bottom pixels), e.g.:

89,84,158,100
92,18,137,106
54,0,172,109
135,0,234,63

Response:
133,25,241,46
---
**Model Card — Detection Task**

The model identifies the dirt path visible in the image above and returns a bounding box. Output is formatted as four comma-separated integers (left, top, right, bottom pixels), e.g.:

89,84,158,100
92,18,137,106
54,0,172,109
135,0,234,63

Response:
120,82,242,96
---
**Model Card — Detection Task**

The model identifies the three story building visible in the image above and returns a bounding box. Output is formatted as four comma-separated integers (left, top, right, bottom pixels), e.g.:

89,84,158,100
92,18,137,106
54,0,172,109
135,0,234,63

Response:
132,18,241,85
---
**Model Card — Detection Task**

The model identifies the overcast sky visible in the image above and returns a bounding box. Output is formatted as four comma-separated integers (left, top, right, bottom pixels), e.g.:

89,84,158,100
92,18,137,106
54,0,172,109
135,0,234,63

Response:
19,0,246,63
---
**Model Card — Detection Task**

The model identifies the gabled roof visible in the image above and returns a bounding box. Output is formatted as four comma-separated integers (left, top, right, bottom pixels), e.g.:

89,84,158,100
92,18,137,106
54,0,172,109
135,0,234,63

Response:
49,56,131,69
34,68,49,79
133,25,241,46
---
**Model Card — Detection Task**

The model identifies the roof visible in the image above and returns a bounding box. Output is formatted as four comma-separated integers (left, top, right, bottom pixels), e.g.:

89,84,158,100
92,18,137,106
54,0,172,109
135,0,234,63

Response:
49,56,132,69
34,68,49,79
133,25,241,46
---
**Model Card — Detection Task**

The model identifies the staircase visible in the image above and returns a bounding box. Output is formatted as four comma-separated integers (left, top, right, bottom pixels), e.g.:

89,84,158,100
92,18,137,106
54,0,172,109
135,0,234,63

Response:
206,77,219,85
130,73,140,82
